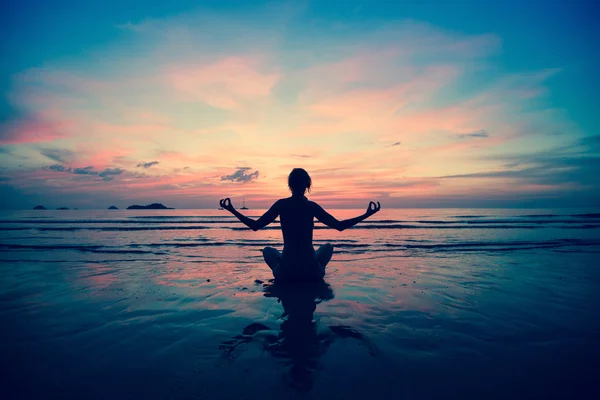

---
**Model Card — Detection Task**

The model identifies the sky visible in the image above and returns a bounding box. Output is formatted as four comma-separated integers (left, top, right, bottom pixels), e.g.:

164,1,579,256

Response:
0,0,598,209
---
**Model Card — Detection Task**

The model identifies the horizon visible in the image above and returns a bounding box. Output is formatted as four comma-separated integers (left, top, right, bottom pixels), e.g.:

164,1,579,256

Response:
1,1,599,210
5,204,600,211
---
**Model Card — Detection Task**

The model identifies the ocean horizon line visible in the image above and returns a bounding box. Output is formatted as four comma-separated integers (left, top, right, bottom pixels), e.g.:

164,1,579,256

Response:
3,206,600,211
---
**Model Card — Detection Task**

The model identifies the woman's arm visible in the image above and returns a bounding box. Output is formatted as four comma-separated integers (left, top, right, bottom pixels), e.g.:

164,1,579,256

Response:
313,201,380,231
220,198,280,231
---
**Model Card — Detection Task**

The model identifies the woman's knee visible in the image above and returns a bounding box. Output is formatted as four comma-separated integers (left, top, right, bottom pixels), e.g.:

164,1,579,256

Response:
262,246,280,262
317,243,334,267
262,246,276,255
320,243,333,255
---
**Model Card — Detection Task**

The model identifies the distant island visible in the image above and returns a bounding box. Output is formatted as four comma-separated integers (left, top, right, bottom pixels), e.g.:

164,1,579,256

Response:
108,206,119,210
56,207,69,210
126,203,174,210
33,205,47,210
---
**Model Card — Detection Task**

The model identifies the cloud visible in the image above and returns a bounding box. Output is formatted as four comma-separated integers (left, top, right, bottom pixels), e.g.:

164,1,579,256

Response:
44,164,98,175
137,161,160,168
456,129,490,139
439,152,600,188
0,109,73,145
221,167,259,183
73,166,97,175
132,172,150,179
439,167,543,179
578,135,600,152
167,57,280,110
43,164,126,181
40,148,76,164
45,164,71,172
386,141,401,147
99,168,125,181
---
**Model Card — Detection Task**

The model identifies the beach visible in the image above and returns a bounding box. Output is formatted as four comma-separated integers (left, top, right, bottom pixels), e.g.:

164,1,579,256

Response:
2,208,599,399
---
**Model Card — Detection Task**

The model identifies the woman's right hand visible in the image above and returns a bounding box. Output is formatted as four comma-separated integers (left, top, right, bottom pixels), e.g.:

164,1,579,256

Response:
366,201,381,217
219,198,235,212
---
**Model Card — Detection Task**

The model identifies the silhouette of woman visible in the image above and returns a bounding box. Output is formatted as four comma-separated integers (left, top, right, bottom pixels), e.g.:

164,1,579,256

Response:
220,168,381,281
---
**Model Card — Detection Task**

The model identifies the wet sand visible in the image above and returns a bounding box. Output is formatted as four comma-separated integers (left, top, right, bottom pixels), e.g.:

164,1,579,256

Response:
3,253,599,399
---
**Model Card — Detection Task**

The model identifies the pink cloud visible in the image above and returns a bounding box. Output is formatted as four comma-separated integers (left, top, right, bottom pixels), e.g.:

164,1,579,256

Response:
283,64,462,140
166,56,280,109
0,116,72,145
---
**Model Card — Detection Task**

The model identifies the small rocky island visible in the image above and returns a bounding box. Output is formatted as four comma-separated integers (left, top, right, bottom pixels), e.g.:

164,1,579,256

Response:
33,205,47,210
108,206,119,210
126,203,174,210
56,207,69,210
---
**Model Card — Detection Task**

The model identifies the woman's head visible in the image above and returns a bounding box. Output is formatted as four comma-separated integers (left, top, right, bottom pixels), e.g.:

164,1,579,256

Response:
288,168,312,195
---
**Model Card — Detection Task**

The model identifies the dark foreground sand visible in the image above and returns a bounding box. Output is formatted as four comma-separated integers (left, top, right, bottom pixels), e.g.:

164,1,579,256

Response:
3,251,599,399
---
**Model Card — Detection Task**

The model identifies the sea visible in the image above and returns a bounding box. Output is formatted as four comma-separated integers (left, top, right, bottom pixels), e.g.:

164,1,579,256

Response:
1,208,599,399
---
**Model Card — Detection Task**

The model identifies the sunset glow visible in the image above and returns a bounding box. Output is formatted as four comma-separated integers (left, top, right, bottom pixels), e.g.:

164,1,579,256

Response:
1,1,597,209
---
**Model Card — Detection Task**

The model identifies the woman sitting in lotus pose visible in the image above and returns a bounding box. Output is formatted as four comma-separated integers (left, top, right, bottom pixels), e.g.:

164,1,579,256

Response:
219,168,381,281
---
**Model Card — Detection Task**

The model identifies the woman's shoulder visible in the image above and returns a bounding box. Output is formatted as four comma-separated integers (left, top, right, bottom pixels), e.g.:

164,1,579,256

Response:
277,197,316,207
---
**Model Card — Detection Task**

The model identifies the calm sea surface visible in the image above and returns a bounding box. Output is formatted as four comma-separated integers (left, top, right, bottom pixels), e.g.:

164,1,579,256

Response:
1,208,599,399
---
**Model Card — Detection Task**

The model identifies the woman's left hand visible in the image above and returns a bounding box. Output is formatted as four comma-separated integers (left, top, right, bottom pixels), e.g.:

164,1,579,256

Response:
219,198,235,212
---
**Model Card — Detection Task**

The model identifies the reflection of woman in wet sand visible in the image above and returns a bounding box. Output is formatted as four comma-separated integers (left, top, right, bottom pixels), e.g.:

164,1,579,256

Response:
220,168,381,281
220,281,374,392
263,281,335,391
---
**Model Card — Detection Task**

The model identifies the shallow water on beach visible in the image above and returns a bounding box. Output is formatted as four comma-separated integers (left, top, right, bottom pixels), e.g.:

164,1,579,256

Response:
2,208,600,399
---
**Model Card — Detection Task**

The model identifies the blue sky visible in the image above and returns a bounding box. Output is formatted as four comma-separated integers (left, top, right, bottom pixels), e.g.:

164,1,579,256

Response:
3,0,596,126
